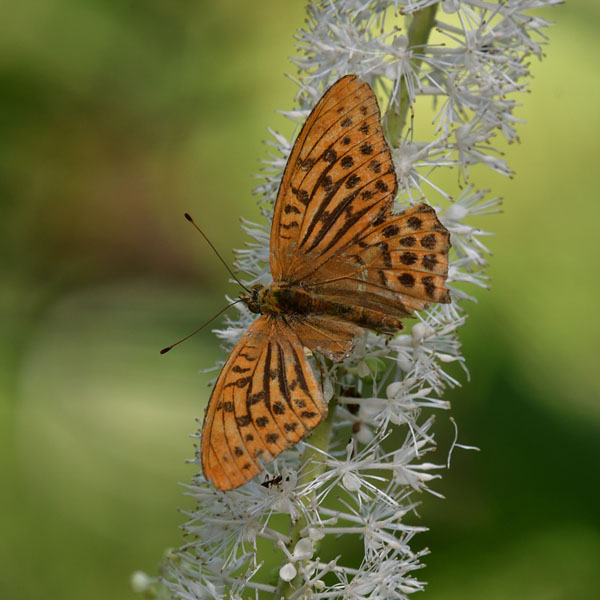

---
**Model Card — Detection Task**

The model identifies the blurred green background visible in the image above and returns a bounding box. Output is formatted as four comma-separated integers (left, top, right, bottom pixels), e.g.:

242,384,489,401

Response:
1,1,598,599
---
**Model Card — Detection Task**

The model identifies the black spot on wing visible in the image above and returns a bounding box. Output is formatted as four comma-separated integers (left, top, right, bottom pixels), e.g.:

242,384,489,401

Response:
369,160,382,174
301,411,318,419
248,391,265,406
422,275,436,298
407,216,422,229
399,273,415,287
422,253,438,270
320,174,334,193
382,225,399,238
273,401,286,415
295,189,310,205
299,157,314,171
345,174,361,189
341,155,354,169
421,234,436,249
378,241,392,268
323,148,337,163
375,180,389,193
236,415,252,427
225,376,251,389
400,252,418,265
360,142,373,155
281,221,299,230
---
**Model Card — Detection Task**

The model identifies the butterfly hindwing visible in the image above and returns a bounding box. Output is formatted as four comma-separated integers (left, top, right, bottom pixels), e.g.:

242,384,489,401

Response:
201,315,327,491
301,204,451,317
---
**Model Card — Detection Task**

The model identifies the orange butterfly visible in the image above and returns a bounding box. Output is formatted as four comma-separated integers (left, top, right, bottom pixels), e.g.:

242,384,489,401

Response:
202,75,451,491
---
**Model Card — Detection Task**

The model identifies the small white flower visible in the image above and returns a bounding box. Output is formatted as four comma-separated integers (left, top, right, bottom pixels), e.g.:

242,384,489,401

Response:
293,538,315,560
279,563,297,582
411,322,434,344
130,571,153,594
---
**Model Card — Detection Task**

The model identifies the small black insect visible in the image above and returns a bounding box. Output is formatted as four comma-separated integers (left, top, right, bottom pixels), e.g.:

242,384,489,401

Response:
261,474,283,488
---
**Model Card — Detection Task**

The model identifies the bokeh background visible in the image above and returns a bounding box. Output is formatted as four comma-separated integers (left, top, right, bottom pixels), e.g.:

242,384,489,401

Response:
1,1,598,599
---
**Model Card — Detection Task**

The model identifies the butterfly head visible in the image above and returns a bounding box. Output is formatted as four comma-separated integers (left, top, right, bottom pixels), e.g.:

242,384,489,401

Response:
240,283,264,314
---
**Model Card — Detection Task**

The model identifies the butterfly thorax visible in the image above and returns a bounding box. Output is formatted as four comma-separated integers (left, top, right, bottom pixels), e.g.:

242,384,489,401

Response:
241,283,314,316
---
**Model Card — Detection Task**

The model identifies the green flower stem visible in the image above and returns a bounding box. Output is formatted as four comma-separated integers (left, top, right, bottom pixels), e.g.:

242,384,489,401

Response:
386,2,439,147
275,395,338,599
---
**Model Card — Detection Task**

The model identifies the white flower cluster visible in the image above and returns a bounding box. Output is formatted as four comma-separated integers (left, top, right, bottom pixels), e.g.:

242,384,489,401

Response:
162,1,559,599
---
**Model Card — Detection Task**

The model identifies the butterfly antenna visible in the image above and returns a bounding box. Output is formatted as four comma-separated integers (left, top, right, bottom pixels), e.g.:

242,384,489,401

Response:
184,213,251,293
160,299,243,354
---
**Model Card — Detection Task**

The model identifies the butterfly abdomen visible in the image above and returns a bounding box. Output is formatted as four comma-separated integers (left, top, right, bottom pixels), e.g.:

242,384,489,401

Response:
309,298,403,333
259,284,403,334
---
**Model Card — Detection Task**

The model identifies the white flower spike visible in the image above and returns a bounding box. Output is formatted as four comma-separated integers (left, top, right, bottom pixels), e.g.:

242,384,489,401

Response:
160,1,560,599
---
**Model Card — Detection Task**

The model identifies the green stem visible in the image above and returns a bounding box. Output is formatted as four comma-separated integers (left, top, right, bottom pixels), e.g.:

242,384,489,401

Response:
274,396,338,599
386,2,439,147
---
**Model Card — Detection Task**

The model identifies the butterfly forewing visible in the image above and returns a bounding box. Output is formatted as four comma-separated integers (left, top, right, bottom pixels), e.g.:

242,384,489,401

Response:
270,75,360,279
201,316,326,491
271,75,397,283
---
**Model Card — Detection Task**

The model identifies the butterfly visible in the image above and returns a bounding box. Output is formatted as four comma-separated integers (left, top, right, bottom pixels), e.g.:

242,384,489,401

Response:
202,75,451,491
